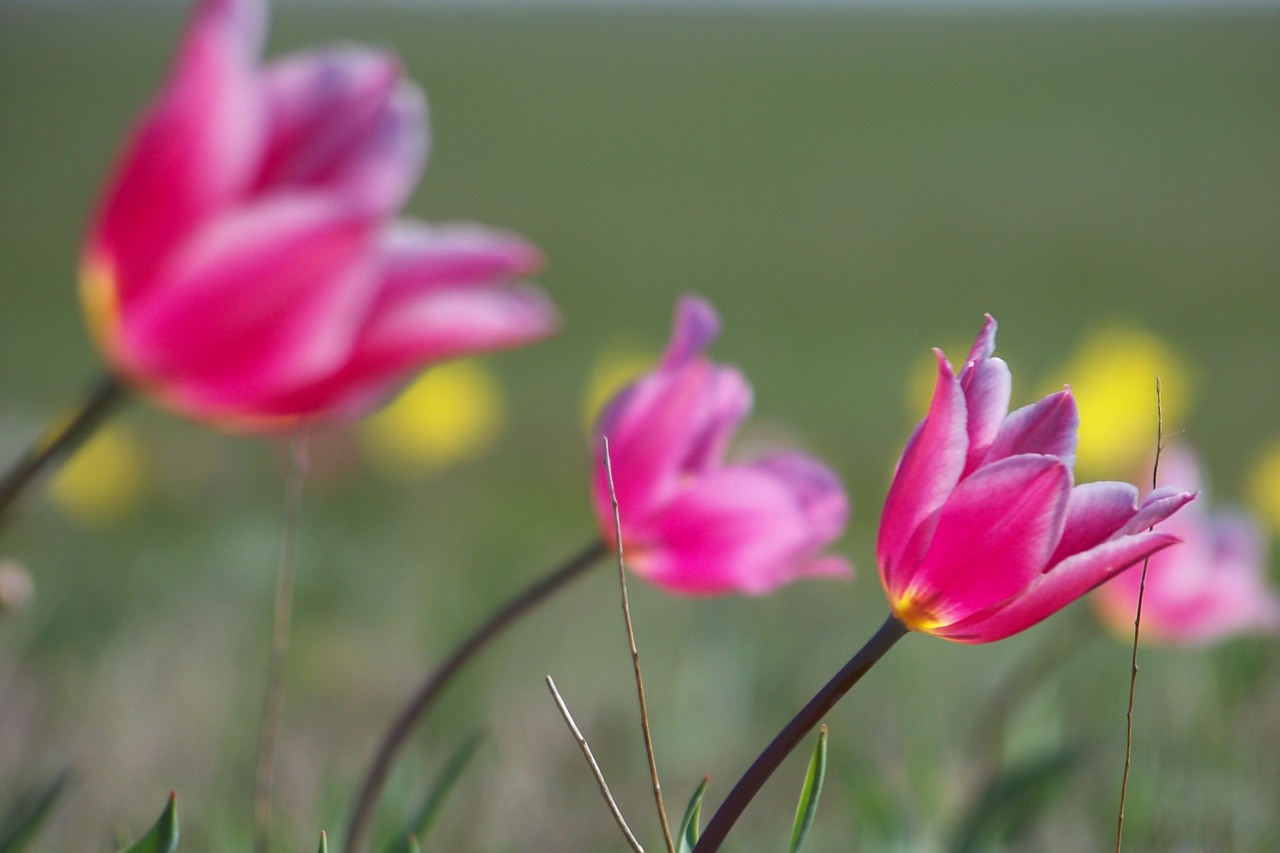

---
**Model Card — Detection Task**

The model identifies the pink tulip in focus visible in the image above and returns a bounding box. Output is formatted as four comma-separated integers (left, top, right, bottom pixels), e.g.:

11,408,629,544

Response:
1092,447,1280,645
591,296,851,595
81,0,557,428
878,315,1195,643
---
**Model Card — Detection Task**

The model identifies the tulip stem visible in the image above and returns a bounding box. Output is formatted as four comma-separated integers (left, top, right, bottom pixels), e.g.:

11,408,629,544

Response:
0,373,125,531
344,537,609,853
253,431,310,853
692,614,909,853
1115,376,1165,853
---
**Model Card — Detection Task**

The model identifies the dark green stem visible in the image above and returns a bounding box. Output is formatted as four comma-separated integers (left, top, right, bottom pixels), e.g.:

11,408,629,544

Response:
0,373,126,531
344,538,609,853
692,614,909,853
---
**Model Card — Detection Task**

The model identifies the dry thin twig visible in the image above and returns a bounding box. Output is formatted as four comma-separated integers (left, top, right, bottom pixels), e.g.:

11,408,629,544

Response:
253,430,310,853
546,675,646,853
602,437,677,853
1115,376,1163,853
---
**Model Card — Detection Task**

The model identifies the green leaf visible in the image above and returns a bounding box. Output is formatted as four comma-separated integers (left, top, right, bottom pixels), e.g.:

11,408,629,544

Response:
949,747,1080,853
316,831,328,853
0,768,71,852
676,776,710,853
118,792,179,853
384,732,484,853
787,724,828,853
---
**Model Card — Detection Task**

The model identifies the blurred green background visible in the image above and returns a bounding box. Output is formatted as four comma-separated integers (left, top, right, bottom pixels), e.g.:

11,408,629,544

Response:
1,3,1278,850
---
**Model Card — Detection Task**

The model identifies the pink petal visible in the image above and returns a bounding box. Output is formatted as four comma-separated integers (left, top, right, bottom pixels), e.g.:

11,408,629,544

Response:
661,296,721,370
751,452,851,545
1119,487,1197,536
88,0,267,306
876,350,967,590
959,355,1012,475
119,193,377,390
903,455,1071,625
377,222,543,304
1048,480,1142,564
982,389,1079,468
631,466,849,596
956,314,1011,473
940,531,1182,643
595,363,751,534
257,48,427,213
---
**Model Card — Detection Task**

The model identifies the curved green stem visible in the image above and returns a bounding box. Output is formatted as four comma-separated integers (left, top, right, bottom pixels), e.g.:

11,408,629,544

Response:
0,373,125,531
344,538,609,853
692,615,909,853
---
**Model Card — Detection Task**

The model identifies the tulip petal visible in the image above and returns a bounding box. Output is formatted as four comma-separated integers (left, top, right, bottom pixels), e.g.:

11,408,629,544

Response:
1120,487,1197,536
89,0,267,305
983,390,1079,468
902,455,1070,625
595,363,751,532
632,466,850,596
662,296,721,370
258,49,427,213
938,531,1182,643
959,356,1012,474
1048,480,1142,564
752,453,851,545
120,194,376,392
877,350,967,590
377,222,543,302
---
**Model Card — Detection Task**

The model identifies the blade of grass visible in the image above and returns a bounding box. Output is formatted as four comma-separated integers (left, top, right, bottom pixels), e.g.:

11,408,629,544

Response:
787,725,828,853
384,732,485,853
676,777,709,853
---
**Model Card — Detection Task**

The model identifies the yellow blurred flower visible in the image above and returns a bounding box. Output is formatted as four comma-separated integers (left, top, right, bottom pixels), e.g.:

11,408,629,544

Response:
1043,324,1193,480
358,360,504,478
582,345,656,434
48,422,144,525
1247,438,1280,532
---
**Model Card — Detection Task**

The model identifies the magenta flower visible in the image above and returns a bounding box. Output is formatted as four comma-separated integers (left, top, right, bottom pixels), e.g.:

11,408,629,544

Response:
80,0,556,428
1093,446,1280,645
878,315,1194,643
591,296,851,595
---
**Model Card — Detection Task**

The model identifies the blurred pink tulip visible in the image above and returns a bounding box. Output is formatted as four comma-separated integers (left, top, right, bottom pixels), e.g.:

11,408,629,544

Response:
878,315,1194,643
81,0,557,428
1093,446,1280,645
591,296,851,595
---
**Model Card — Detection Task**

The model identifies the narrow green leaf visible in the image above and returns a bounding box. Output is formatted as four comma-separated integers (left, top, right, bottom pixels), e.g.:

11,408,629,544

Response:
316,831,328,853
405,835,423,853
118,792,179,853
0,768,71,852
787,724,828,853
676,776,710,853
384,732,484,853
949,747,1080,853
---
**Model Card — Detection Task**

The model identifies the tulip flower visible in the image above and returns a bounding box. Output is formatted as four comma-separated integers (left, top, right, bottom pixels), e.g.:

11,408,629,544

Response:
879,314,1195,643
591,295,851,595
80,0,557,428
692,315,1196,852
1092,446,1280,645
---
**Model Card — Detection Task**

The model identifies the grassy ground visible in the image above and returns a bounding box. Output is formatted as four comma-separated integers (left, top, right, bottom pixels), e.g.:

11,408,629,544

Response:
1,5,1277,851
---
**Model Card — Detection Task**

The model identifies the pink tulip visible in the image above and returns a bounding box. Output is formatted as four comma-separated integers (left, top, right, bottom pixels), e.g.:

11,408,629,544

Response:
878,315,1195,643
80,0,556,428
1092,446,1280,645
591,296,851,595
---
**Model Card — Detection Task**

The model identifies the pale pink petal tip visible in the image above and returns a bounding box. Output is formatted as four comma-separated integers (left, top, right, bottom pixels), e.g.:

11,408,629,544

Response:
662,295,720,369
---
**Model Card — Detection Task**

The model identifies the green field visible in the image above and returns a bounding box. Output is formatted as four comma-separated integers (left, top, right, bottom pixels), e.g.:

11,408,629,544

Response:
1,5,1277,850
